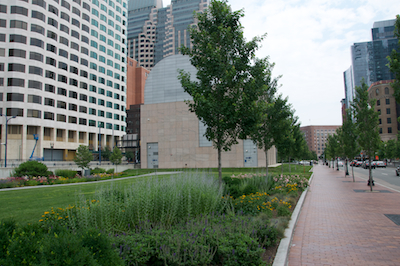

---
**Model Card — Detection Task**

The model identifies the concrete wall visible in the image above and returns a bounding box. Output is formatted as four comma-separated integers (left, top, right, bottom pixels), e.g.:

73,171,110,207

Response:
141,101,276,169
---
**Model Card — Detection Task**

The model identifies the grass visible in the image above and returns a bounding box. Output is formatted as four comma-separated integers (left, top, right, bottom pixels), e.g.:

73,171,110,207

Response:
0,164,311,225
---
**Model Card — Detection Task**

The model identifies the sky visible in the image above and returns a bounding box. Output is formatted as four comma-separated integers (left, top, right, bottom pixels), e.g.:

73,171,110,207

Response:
163,0,400,127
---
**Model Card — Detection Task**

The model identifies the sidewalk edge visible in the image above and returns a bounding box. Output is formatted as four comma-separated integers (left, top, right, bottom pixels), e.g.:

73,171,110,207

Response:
272,171,314,266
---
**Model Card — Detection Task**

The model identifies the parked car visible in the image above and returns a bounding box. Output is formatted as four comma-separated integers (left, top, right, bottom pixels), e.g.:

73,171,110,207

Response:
375,161,386,168
362,161,376,169
355,161,363,167
396,166,400,176
338,161,344,167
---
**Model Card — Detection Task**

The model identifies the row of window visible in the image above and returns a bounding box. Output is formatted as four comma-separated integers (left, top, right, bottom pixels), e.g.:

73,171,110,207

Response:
3,34,126,72
3,90,124,105
378,118,393,124
1,108,125,131
377,108,391,115
376,98,391,106
379,127,393,134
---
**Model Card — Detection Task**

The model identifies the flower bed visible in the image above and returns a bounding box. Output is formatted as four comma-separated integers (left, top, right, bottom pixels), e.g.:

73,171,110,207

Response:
0,171,310,265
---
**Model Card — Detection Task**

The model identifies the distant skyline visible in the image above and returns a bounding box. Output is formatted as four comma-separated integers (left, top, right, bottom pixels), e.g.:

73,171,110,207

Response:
163,0,400,127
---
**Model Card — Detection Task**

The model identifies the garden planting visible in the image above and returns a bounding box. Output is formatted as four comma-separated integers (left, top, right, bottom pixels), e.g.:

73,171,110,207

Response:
0,164,311,265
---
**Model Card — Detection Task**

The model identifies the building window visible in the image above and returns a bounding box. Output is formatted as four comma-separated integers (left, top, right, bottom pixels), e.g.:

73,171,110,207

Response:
386,108,391,115
79,106,87,113
386,98,390,105
45,98,55,107
30,38,44,48
388,127,392,134
7,93,24,102
27,109,41,118
29,66,43,76
45,84,55,93
379,128,382,134
58,87,67,96
387,117,392,124
48,5,58,15
11,6,28,16
10,34,27,44
57,114,66,122
377,109,381,115
28,95,42,104
10,20,27,30
57,101,66,109
377,99,380,106
28,80,42,90
8,63,25,73
7,78,25,87
32,10,45,21
79,118,87,125
385,87,389,95
44,112,54,120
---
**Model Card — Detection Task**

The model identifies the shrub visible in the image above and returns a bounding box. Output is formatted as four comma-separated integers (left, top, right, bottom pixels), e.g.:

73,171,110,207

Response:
91,168,107,174
106,168,114,174
55,169,78,179
0,222,122,266
12,161,49,178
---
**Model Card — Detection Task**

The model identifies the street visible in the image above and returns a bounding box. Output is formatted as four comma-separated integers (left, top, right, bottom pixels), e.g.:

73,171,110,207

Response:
333,163,400,192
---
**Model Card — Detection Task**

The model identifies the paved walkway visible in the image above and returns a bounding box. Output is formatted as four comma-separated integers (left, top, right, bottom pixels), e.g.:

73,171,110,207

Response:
288,164,400,266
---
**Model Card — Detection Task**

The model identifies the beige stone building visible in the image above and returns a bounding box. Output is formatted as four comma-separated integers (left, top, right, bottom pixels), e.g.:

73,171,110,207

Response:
300,125,341,158
367,80,398,141
140,55,276,169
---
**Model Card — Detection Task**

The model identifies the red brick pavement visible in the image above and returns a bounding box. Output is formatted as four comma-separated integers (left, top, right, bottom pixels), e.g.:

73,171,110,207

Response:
288,164,400,266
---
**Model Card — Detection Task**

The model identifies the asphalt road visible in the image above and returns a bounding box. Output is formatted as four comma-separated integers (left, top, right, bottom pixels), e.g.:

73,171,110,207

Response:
336,163,400,192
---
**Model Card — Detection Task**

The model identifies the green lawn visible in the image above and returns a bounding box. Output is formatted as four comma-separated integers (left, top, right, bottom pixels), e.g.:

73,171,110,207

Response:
0,164,311,225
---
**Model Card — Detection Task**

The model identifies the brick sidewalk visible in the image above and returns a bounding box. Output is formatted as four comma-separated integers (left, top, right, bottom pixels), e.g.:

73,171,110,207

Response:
288,164,400,266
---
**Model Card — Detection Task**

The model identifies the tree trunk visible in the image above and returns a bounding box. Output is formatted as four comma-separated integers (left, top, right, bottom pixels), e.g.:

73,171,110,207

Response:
265,150,269,177
368,157,373,192
288,156,291,173
352,165,355,182
281,157,283,175
218,146,222,186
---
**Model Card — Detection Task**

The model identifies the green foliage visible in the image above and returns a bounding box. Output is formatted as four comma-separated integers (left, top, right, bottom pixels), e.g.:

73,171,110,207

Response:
125,150,134,162
56,172,225,231
110,147,123,166
106,168,114,174
102,146,112,161
0,222,121,266
12,161,49,178
74,145,93,170
55,169,78,179
91,167,107,174
179,0,270,183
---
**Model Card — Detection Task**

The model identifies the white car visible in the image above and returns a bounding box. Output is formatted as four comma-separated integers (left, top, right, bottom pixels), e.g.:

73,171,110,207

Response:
375,161,386,168
338,161,344,167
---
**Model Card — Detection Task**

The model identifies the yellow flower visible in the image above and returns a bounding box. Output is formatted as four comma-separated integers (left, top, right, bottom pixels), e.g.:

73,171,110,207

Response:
39,219,43,222
58,217,62,220
44,211,49,215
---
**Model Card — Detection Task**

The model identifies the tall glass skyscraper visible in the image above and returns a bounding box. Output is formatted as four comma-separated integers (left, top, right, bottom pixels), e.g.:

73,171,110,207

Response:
127,0,208,69
0,0,127,161
344,19,399,109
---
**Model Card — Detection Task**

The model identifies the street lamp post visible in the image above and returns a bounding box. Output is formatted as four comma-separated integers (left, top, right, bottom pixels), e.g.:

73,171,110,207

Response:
1,115,17,168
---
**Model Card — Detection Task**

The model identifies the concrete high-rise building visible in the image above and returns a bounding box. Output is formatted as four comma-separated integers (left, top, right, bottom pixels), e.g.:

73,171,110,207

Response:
127,0,208,69
0,0,127,162
344,19,399,110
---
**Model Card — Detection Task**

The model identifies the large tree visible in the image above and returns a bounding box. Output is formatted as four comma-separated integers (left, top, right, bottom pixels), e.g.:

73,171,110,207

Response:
340,108,359,181
74,145,93,173
179,0,270,183
250,92,292,176
387,15,400,104
351,80,380,191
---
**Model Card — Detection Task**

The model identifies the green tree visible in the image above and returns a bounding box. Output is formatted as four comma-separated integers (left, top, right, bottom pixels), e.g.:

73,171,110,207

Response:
385,139,397,161
250,93,292,176
74,145,93,172
340,108,360,181
178,0,269,184
102,146,112,161
110,147,123,176
326,134,339,169
387,15,400,105
351,80,380,191
125,150,134,162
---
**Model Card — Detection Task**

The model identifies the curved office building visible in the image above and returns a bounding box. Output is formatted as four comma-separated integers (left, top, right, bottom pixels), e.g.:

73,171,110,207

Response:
140,54,277,168
0,0,127,162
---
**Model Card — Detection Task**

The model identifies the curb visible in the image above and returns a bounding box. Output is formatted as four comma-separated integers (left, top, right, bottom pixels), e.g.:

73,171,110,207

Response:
272,170,314,266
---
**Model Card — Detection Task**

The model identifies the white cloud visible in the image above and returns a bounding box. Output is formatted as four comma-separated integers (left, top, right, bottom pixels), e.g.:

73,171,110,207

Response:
227,0,400,126
162,0,399,126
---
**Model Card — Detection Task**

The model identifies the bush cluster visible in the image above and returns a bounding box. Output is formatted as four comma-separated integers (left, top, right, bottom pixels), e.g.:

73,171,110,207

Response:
12,161,52,178
55,169,78,179
0,220,122,266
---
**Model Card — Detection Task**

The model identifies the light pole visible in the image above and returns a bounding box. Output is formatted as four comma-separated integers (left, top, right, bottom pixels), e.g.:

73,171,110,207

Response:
98,123,101,165
50,142,54,162
1,115,17,167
